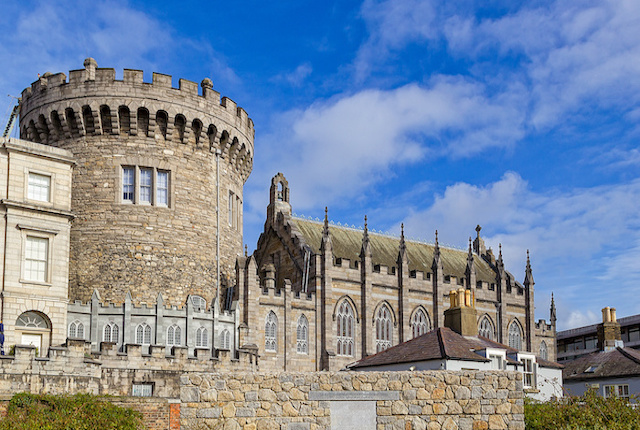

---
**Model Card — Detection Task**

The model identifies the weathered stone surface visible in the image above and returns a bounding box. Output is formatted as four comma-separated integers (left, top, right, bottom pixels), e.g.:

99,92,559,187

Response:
178,370,524,430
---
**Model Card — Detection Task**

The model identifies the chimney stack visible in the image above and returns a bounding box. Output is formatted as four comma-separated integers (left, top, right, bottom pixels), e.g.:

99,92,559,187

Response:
444,288,477,336
597,307,622,351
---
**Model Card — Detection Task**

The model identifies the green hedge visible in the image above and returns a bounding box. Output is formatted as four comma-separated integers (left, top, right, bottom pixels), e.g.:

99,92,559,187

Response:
525,390,640,430
0,392,143,430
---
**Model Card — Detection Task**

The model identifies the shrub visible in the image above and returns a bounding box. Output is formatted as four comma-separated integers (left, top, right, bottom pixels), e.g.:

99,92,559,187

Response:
0,392,143,430
525,390,640,430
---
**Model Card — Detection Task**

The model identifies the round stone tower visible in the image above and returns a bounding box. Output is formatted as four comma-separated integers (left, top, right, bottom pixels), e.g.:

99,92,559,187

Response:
19,58,254,306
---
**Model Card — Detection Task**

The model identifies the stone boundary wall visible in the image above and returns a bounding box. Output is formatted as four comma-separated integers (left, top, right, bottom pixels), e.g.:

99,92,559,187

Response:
180,370,525,430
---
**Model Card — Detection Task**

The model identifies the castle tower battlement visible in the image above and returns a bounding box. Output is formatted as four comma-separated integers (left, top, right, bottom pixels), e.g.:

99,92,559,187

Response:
18,59,254,307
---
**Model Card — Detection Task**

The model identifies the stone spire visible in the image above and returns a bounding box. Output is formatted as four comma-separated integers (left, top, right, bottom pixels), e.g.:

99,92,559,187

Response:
360,215,371,258
399,223,407,256
321,207,332,252
496,243,505,274
465,237,476,288
434,230,440,258
550,293,557,326
524,249,534,286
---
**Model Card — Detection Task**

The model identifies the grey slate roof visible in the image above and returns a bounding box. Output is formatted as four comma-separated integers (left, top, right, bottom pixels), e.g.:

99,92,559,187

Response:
292,218,498,283
348,327,562,370
563,347,640,381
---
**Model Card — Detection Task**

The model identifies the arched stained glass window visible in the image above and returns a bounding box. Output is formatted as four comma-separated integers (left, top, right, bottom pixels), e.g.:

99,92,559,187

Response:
478,316,495,340
297,315,308,354
375,304,393,352
539,341,548,360
508,321,522,351
265,311,277,352
411,308,430,339
336,301,355,357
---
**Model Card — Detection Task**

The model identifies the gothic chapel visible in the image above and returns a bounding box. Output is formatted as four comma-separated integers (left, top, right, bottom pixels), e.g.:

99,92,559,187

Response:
235,174,556,371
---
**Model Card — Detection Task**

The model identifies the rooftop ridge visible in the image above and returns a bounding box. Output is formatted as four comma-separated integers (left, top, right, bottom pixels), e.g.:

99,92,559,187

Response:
292,214,466,251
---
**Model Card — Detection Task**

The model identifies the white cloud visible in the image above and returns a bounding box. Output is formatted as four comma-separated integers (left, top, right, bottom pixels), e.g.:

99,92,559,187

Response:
563,309,599,330
252,77,525,210
0,1,238,98
445,0,640,129
400,172,640,277
272,63,313,87
354,0,439,80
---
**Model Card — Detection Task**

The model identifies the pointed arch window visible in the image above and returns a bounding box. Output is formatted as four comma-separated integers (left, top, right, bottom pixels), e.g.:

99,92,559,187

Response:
508,321,522,350
539,341,548,360
167,324,181,346
337,301,355,357
479,316,495,340
375,304,393,352
68,320,84,339
103,322,119,343
297,315,309,354
196,326,208,348
265,311,277,352
411,308,430,338
135,323,152,345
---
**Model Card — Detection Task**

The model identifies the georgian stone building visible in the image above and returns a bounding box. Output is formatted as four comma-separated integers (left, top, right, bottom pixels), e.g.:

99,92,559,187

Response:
235,174,557,371
1,58,556,368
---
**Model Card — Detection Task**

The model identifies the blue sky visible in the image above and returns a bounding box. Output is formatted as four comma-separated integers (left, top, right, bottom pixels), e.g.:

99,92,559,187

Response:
1,0,639,331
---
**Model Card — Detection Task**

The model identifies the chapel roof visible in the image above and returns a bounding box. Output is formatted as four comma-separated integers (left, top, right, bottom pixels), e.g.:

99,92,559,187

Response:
291,218,498,283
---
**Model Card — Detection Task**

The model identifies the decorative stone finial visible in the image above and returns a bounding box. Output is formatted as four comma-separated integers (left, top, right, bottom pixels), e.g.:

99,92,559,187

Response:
201,78,213,90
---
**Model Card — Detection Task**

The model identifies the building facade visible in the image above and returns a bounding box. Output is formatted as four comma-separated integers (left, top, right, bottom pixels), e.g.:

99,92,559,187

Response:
0,138,74,354
235,173,557,371
0,59,556,368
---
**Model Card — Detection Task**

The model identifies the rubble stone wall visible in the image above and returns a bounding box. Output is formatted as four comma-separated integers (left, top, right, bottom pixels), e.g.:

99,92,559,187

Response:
180,370,525,430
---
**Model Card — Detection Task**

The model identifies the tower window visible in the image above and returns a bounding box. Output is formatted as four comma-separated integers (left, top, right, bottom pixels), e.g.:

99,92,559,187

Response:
121,166,170,206
297,315,308,354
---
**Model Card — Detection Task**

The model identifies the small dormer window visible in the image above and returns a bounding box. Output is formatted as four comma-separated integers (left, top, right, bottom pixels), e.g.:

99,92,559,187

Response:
584,365,598,373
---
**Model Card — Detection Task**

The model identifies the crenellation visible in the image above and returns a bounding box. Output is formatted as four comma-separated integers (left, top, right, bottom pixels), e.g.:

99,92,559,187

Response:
178,78,198,95
95,68,116,83
152,72,172,88
123,68,143,84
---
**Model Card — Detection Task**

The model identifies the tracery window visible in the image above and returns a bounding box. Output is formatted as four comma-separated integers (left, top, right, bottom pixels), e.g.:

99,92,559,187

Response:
220,329,230,349
196,326,208,348
375,304,393,352
103,322,119,343
297,315,308,354
411,308,430,339
336,301,355,357
68,320,84,339
135,323,151,345
478,316,495,340
508,321,522,350
539,341,548,360
265,312,277,352
167,324,181,346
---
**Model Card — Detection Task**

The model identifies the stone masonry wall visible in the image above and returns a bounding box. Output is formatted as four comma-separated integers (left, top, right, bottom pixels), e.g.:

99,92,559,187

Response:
19,59,253,307
180,370,525,430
